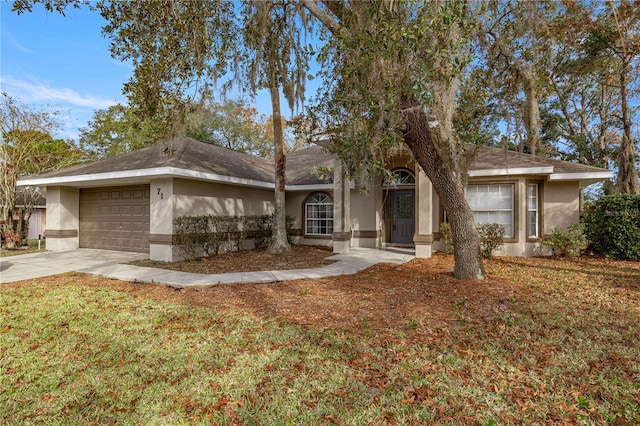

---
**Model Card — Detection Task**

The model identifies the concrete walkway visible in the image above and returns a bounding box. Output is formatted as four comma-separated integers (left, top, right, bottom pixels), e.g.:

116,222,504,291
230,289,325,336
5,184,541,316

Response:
0,248,414,287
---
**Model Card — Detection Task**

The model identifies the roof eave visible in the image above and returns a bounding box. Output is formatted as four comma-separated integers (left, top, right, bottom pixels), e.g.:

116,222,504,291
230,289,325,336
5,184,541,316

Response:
17,167,332,191
285,183,333,191
548,171,614,188
468,166,554,177
17,167,275,189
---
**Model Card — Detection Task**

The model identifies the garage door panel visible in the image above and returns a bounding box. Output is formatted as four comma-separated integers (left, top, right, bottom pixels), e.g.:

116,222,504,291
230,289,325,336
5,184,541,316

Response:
80,185,150,253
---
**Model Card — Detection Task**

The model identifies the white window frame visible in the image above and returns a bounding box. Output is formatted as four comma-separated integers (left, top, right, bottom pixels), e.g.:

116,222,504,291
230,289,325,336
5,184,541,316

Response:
383,168,415,188
527,183,540,239
305,192,334,236
465,184,514,238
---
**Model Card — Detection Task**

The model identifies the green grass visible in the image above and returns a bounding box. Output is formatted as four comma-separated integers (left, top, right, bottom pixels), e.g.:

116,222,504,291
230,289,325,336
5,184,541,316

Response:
0,239,46,257
1,257,639,425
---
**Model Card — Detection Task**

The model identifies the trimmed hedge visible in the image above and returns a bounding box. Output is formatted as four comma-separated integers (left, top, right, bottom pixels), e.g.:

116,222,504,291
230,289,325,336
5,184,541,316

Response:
173,214,295,260
581,194,640,260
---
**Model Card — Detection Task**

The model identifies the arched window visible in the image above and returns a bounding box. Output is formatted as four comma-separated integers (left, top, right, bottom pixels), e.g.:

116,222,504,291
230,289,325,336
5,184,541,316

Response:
305,192,333,236
383,168,415,187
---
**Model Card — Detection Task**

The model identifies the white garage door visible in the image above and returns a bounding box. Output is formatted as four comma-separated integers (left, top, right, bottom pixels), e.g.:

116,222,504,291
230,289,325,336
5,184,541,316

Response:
79,185,150,253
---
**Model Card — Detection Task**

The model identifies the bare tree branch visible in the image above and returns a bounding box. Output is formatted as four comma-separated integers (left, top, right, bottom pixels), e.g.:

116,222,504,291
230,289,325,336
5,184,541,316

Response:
300,0,340,33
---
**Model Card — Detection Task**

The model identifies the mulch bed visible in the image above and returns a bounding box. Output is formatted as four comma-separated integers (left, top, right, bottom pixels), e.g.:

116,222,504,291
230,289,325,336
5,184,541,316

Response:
9,252,525,343
132,245,336,274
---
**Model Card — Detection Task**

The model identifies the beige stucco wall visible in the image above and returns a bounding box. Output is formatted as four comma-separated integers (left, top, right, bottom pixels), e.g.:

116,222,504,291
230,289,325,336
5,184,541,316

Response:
45,186,79,251
543,181,580,231
285,191,307,232
173,178,274,217
149,178,175,261
414,167,433,258
349,180,383,248
150,178,175,235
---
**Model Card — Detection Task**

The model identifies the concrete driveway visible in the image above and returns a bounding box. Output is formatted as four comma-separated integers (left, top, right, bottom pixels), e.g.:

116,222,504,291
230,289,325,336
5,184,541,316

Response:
0,247,414,286
0,249,148,284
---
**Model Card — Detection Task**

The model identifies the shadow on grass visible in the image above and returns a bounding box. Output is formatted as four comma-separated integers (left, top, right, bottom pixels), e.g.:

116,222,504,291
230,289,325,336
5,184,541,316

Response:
491,256,640,291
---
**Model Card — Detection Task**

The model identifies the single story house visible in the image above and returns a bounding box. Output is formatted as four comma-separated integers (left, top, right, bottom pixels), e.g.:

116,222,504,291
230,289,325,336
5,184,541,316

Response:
17,137,613,261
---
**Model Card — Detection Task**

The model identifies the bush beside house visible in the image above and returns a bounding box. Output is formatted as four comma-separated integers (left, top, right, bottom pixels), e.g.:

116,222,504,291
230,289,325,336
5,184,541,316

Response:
543,224,587,257
581,194,640,260
173,214,295,261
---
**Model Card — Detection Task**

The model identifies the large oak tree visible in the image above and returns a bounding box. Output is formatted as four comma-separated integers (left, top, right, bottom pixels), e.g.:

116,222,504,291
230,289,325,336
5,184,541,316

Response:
304,0,486,279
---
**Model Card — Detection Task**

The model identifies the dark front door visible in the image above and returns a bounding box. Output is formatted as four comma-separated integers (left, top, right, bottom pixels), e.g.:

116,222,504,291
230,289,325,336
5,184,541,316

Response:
393,190,415,245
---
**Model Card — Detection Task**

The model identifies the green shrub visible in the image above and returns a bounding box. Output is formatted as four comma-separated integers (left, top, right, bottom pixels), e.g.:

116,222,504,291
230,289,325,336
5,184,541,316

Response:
477,223,506,258
438,222,454,254
439,222,506,257
173,214,295,260
543,224,586,257
581,194,640,260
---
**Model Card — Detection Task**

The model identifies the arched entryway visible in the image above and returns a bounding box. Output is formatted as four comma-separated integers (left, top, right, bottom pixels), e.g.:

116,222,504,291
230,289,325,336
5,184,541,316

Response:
383,168,415,245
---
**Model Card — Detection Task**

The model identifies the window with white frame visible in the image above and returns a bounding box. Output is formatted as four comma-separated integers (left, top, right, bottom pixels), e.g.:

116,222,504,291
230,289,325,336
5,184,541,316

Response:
305,193,334,236
527,183,539,238
465,184,514,238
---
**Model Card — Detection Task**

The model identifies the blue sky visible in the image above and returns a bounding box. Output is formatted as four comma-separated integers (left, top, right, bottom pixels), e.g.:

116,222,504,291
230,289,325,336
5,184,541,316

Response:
1,2,284,142
1,3,132,140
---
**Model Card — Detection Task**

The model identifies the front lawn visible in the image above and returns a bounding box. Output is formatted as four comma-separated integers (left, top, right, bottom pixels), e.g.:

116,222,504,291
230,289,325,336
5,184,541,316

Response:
0,239,46,257
1,255,638,424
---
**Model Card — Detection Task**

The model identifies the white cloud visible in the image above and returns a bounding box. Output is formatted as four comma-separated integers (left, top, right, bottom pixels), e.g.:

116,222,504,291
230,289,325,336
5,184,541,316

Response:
1,76,118,110
9,37,35,54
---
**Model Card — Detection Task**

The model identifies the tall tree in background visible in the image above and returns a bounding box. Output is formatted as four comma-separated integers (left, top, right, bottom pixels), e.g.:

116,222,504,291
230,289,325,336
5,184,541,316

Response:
78,103,169,158
477,0,557,156
581,0,639,194
0,93,82,236
240,1,310,253
536,0,639,194
80,98,281,159
184,98,281,157
453,68,502,148
540,1,619,193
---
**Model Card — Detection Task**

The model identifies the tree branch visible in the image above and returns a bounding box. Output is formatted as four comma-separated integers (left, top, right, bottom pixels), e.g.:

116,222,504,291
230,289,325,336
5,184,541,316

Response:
300,0,340,33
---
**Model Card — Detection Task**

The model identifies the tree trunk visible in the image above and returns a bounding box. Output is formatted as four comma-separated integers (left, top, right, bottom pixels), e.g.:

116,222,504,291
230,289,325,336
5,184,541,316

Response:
268,79,291,254
523,77,540,156
16,209,24,244
616,58,639,195
402,107,485,280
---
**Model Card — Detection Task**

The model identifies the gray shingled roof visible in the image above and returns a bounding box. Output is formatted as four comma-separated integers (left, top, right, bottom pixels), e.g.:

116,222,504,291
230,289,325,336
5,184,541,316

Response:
469,146,610,174
286,145,335,185
22,138,610,187
30,137,335,186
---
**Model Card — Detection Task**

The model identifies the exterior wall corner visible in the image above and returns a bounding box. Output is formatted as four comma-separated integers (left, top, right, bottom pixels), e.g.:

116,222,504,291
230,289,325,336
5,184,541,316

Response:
44,186,79,251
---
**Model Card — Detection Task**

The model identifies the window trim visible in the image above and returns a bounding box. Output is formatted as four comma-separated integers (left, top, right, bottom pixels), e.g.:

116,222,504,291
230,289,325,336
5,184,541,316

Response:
526,180,544,242
465,180,519,243
382,168,416,188
303,191,334,238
